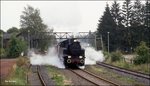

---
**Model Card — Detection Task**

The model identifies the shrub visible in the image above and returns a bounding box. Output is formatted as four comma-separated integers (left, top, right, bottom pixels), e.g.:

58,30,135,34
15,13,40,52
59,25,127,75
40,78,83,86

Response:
111,51,124,62
133,41,150,65
0,48,7,58
103,51,110,61
16,56,28,67
7,36,27,58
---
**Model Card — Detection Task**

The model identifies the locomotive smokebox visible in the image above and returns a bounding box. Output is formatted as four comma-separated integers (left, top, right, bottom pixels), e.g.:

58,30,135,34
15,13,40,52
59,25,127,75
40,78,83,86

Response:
57,38,85,68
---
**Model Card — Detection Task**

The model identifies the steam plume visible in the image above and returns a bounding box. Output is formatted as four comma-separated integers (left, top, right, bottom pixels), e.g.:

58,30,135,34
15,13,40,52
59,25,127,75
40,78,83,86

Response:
28,43,104,68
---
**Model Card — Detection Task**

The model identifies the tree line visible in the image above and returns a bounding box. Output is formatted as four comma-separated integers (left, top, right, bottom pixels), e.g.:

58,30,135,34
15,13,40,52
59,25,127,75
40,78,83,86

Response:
96,0,150,53
0,5,55,58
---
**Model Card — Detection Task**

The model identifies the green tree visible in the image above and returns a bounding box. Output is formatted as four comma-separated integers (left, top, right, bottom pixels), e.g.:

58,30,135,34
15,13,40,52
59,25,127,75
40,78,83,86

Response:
0,30,5,48
20,5,53,51
110,0,122,26
134,41,150,65
121,0,133,27
131,0,144,26
144,0,150,28
110,0,124,51
129,0,146,51
20,5,47,32
144,0,150,48
97,4,117,51
121,0,133,52
7,27,19,34
7,36,27,58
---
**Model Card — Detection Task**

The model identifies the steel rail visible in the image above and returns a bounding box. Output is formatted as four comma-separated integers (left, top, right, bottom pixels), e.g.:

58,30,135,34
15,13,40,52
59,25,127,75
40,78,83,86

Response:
70,69,100,86
37,66,47,86
97,62,150,80
70,69,120,86
81,69,120,86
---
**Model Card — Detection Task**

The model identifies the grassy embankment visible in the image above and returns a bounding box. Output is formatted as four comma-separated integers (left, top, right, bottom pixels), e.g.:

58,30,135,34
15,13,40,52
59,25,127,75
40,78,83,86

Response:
85,65,144,85
104,52,150,74
107,60,150,74
46,66,72,85
1,56,29,85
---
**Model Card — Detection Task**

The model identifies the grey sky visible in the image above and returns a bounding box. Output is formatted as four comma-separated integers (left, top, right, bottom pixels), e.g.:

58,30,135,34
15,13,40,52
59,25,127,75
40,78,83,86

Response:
1,1,120,32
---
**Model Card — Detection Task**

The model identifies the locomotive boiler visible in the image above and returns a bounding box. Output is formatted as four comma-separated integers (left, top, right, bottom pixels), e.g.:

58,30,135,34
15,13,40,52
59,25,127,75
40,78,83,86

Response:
57,38,85,68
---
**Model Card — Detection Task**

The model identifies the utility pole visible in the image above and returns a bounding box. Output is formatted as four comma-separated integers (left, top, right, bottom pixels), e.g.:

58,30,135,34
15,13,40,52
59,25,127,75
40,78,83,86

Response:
1,33,3,49
101,35,103,51
28,30,30,51
107,32,110,54
95,34,97,50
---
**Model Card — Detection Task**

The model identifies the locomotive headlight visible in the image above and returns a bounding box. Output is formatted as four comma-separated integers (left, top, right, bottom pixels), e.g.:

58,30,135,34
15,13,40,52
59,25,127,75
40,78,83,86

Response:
74,40,77,42
79,56,83,58
68,56,71,58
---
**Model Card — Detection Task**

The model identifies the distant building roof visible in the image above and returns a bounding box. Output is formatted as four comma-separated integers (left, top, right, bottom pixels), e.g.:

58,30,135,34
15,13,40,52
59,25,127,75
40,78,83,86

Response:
3,32,22,39
3,33,13,39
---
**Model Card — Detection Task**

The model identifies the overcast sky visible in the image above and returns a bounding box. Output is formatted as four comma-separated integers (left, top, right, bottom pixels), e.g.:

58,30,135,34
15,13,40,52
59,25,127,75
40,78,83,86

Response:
1,1,122,32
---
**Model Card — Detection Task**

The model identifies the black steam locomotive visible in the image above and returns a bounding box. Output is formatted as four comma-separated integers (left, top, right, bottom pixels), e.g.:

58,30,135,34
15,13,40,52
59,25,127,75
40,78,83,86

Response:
57,38,85,68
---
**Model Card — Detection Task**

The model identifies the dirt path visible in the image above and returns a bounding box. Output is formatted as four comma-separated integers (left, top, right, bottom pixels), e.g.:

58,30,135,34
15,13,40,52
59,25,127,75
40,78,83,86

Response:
0,59,16,80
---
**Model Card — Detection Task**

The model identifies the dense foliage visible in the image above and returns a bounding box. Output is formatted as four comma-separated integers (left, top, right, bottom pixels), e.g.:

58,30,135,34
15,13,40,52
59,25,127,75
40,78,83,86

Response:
0,30,4,48
97,0,150,53
111,51,124,62
97,4,117,51
20,5,54,51
7,27,19,34
134,41,150,65
7,36,27,58
0,48,6,58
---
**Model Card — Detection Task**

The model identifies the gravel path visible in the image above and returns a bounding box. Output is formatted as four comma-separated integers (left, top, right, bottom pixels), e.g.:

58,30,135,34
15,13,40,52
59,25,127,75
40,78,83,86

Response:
27,65,55,86
60,69,95,85
71,69,115,85
28,65,43,86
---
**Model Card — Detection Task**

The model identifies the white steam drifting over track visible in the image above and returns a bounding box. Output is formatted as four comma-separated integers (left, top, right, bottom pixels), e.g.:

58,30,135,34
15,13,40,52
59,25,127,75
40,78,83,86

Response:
28,47,65,68
84,47,104,65
81,43,105,65
28,43,105,68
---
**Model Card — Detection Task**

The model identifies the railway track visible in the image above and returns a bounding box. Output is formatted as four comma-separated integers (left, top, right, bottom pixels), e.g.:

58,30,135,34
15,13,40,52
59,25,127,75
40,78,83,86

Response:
28,65,55,86
38,66,49,86
97,62,150,85
70,69,120,86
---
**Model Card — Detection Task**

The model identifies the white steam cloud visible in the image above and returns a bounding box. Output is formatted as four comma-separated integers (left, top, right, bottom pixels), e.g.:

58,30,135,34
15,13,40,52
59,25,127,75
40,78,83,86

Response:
81,43,105,65
28,43,104,68
85,47,104,65
28,47,65,68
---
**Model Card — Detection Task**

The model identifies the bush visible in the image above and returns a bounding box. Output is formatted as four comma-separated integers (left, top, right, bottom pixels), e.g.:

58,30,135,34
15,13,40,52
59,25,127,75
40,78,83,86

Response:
133,41,150,65
16,56,27,67
7,36,27,58
103,51,110,61
111,51,124,62
0,48,7,58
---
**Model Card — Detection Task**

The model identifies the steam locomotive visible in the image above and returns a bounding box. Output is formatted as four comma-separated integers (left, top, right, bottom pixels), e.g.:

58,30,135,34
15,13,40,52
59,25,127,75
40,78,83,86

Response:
57,38,85,68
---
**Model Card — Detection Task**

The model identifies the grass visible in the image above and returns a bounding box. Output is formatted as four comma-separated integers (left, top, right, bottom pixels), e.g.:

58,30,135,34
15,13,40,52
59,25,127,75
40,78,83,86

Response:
131,64,150,74
86,65,144,85
8,66,27,85
1,56,29,85
46,66,72,85
104,51,150,74
106,60,150,74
